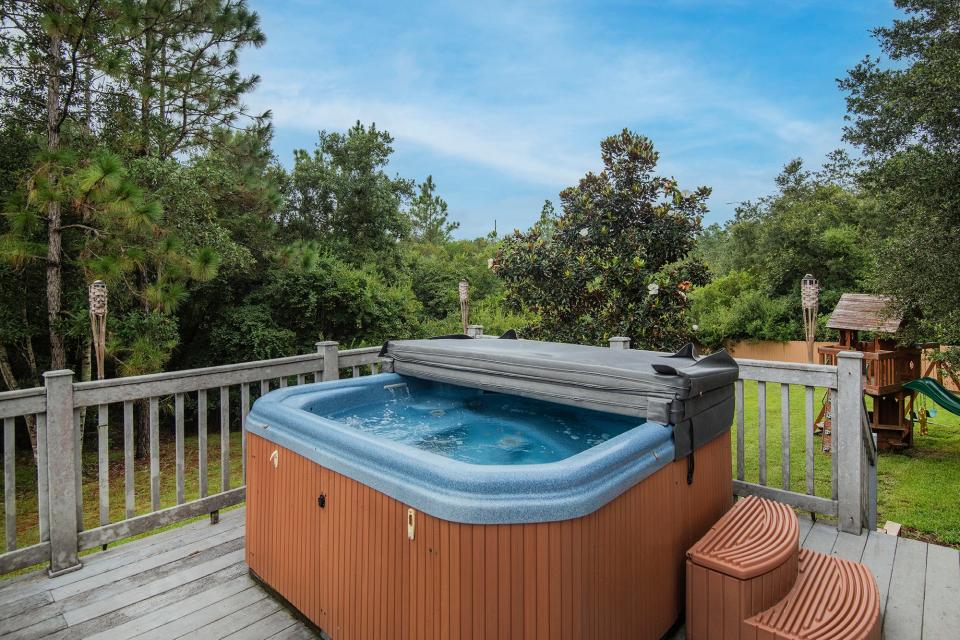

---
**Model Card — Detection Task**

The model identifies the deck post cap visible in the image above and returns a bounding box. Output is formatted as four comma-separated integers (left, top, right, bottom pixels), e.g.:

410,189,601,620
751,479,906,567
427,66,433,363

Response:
43,369,75,379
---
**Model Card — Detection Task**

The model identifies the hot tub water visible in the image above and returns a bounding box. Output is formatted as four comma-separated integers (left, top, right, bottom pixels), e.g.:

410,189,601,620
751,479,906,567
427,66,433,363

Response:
315,380,641,465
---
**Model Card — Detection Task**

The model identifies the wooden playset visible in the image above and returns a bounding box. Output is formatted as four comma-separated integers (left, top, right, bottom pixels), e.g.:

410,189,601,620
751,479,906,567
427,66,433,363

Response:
817,293,921,449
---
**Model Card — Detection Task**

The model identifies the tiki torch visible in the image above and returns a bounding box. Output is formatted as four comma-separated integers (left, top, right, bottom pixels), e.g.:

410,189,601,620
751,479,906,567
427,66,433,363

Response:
89,280,108,380
459,280,469,335
801,274,819,364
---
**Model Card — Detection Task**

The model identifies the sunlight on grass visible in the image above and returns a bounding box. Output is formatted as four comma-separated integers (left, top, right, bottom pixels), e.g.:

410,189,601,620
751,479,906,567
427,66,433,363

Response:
737,381,960,546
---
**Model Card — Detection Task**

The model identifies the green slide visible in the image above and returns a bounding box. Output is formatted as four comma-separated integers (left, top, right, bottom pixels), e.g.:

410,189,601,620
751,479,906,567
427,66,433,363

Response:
904,377,960,416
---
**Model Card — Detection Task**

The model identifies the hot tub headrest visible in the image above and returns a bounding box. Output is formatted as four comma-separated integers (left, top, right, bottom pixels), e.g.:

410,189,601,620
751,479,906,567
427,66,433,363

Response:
378,337,738,462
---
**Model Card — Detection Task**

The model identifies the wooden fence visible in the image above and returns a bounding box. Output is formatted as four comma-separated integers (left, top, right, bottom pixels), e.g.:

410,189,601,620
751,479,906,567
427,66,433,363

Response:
0,334,876,578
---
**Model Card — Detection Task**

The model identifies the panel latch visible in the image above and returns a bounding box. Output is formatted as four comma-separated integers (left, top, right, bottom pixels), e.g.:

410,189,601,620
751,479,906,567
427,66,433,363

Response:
407,508,416,541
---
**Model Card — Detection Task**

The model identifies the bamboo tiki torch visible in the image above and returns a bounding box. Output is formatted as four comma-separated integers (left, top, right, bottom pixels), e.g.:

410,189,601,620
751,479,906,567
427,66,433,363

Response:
459,280,469,335
89,280,108,380
801,274,819,364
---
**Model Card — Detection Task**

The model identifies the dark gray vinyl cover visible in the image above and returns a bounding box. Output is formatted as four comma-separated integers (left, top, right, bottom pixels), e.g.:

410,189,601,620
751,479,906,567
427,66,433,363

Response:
380,337,739,460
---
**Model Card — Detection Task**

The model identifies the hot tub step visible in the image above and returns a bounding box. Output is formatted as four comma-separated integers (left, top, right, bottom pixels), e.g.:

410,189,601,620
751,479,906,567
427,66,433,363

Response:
685,496,799,639
741,548,880,640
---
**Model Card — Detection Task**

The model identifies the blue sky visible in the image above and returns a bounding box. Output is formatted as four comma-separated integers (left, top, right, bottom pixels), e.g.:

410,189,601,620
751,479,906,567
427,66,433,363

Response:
241,0,899,238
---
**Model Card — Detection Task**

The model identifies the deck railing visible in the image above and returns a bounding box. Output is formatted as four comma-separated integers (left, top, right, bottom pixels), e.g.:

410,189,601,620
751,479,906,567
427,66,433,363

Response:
0,333,876,578
0,342,383,576
611,337,876,536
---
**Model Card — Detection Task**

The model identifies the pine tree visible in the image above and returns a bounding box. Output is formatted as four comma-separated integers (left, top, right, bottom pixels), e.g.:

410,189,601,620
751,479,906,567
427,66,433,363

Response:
409,175,459,244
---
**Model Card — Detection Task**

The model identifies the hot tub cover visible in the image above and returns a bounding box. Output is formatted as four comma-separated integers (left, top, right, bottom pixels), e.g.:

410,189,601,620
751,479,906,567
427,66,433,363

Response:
380,337,738,460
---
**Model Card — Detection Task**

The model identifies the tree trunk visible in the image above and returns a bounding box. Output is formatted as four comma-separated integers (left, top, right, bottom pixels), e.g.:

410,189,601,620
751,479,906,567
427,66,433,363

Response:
0,345,39,458
45,27,66,370
140,28,154,155
78,340,92,454
135,398,150,459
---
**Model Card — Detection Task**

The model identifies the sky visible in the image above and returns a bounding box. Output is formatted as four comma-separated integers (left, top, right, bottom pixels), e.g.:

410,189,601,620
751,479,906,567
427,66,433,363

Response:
241,0,900,238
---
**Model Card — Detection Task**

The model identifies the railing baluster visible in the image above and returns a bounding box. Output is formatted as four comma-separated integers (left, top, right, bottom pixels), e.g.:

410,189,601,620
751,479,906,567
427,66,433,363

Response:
758,380,767,486
279,376,287,388
260,379,269,397
220,386,230,492
198,389,208,499
805,386,815,496
98,404,109,526
830,388,839,501
74,408,83,530
735,379,744,481
123,401,134,518
4,416,15,551
241,383,250,481
149,397,160,511
296,373,305,386
175,393,185,505
780,384,790,490
36,412,49,542
352,365,360,378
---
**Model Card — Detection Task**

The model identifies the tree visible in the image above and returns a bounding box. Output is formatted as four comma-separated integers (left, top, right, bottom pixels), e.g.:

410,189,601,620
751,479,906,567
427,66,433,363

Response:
409,175,458,244
281,122,414,265
839,0,960,346
689,159,876,347
1,0,111,369
495,130,709,349
109,0,267,158
1,147,219,455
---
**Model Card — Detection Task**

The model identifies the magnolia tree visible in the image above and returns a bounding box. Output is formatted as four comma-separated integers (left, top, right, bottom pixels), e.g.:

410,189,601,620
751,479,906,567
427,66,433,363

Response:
495,130,710,349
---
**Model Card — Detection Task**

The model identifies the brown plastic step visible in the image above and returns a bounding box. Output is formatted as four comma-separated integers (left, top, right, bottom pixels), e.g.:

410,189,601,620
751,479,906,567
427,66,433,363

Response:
686,496,799,639
741,548,880,640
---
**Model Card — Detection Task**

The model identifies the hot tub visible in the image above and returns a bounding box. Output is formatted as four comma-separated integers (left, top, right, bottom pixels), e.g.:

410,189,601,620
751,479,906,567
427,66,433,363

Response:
245,338,736,639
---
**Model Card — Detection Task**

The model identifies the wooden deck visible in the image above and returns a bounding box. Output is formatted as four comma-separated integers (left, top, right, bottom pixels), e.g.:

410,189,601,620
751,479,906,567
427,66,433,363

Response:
1,509,957,640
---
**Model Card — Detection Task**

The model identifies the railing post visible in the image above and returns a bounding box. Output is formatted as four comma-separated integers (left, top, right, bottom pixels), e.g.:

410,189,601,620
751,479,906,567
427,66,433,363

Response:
466,325,483,338
317,341,340,381
836,351,865,534
43,370,82,576
608,336,630,350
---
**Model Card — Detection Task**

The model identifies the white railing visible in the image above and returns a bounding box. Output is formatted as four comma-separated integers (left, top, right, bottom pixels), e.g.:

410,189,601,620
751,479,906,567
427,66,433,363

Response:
0,342,384,576
610,336,876,535
0,331,877,577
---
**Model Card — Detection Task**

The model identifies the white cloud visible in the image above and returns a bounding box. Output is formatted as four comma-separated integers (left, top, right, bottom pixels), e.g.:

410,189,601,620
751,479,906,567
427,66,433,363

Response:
245,0,849,226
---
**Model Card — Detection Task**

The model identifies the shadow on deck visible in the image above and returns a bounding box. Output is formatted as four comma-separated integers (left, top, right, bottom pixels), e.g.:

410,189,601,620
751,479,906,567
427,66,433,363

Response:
1,508,957,640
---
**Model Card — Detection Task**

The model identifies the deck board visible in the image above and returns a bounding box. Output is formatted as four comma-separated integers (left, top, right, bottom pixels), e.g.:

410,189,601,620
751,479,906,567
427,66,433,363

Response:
1,507,956,639
860,529,898,621
800,519,839,554
921,543,960,639
884,536,928,640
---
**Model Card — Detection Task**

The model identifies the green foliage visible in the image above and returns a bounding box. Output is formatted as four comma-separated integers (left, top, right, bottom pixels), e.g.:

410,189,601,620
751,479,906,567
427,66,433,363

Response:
409,176,459,244
209,304,296,364
689,272,798,346
281,122,414,266
690,159,875,347
496,129,709,349
417,291,538,339
404,238,500,320
840,0,960,345
107,311,179,376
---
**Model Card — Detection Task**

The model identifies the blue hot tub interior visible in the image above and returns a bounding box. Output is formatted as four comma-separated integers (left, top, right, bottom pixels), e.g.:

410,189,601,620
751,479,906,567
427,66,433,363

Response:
248,373,676,523
303,376,643,465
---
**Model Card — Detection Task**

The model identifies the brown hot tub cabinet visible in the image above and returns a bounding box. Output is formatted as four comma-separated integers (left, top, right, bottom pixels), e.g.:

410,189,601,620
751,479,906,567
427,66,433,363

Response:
244,338,739,639
246,431,732,639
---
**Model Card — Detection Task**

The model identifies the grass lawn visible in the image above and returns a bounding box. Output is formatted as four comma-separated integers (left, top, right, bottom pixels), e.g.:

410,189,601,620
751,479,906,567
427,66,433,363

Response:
737,380,960,547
